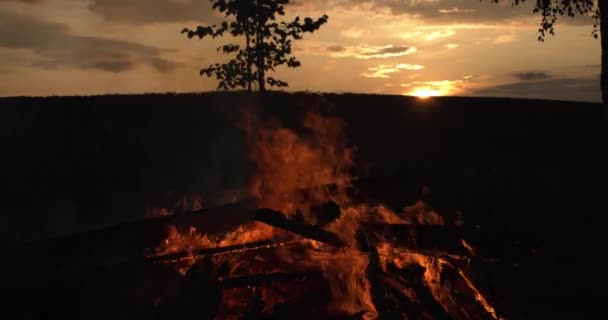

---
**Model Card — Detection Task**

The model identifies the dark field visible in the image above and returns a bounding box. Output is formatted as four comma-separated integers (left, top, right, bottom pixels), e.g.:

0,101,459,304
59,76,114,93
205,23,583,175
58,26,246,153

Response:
0,92,605,318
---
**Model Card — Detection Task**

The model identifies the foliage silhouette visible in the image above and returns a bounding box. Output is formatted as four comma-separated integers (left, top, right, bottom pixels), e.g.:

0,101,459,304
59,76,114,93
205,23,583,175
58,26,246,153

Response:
182,0,328,92
493,0,606,104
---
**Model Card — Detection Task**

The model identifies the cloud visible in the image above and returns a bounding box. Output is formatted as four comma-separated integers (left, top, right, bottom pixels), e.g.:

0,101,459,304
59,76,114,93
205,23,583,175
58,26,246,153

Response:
399,28,456,41
345,0,532,23
361,63,424,78
90,60,135,73
328,44,417,59
363,45,412,56
401,79,465,97
473,77,600,102
513,71,551,81
0,12,179,73
87,0,216,24
0,0,42,3
437,7,476,14
343,0,595,26
10,0,595,29
493,34,515,44
340,26,364,38
326,45,346,52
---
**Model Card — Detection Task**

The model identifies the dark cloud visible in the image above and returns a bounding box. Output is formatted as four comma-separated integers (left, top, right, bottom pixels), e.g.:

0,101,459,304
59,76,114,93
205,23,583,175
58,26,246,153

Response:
513,71,551,81
87,0,216,24
7,0,594,29
326,45,346,52
90,60,134,73
328,44,416,59
342,0,595,26
86,0,336,25
474,76,600,102
0,0,43,3
363,45,412,56
341,0,529,23
7,0,594,28
0,12,179,73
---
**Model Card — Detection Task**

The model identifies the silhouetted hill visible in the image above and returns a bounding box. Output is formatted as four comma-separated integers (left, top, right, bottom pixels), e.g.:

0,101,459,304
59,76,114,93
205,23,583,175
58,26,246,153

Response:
0,92,605,243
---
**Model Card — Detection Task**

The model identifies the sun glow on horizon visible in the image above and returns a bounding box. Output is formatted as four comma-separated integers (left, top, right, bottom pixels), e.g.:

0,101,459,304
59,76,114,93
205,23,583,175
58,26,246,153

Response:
409,87,443,98
405,80,464,98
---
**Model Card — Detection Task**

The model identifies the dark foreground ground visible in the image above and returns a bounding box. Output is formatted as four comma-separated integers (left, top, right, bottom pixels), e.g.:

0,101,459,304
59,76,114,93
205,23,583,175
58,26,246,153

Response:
0,92,606,318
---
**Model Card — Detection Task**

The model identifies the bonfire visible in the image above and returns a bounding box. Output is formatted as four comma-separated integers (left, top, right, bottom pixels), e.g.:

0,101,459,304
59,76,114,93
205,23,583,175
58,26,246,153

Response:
147,109,507,320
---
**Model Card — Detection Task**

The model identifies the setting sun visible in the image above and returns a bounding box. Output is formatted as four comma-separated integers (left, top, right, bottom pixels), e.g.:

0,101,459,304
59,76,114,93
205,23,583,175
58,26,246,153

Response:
409,87,443,98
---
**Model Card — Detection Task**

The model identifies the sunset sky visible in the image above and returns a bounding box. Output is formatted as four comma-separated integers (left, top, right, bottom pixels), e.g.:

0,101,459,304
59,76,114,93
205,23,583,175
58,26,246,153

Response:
0,0,601,101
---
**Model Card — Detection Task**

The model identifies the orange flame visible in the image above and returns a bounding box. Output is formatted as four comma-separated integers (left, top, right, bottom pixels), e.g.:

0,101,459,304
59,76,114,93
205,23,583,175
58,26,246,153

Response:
241,111,355,223
153,109,498,319
458,269,499,320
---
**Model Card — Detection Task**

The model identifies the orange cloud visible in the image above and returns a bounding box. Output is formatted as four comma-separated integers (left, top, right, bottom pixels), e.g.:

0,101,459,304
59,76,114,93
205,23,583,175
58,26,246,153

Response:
362,63,424,78
329,44,417,59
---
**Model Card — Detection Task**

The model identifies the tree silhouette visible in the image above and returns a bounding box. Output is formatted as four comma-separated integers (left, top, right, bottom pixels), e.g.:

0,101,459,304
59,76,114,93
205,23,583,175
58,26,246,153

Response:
493,1,605,104
182,0,328,92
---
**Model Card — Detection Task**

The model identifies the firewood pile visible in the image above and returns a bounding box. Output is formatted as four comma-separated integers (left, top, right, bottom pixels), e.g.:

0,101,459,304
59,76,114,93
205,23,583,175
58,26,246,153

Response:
1,191,538,320
139,199,534,320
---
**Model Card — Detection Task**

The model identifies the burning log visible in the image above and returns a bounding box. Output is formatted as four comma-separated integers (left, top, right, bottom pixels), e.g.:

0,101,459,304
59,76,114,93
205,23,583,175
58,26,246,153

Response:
217,271,322,289
356,230,406,319
311,200,342,227
254,208,346,248
214,271,346,319
363,224,538,260
442,264,500,320
359,225,501,320
241,288,264,319
358,229,454,319
389,263,459,320
378,274,431,319
2,199,258,286
148,239,301,264
154,257,222,320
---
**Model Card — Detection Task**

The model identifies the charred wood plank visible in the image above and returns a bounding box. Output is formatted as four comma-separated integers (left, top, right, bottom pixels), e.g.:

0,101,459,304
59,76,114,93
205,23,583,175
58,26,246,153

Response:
378,274,429,319
241,288,264,320
254,208,346,248
390,263,456,320
363,224,538,260
155,257,221,320
311,201,342,227
217,271,322,289
441,263,499,320
356,230,405,319
2,199,258,286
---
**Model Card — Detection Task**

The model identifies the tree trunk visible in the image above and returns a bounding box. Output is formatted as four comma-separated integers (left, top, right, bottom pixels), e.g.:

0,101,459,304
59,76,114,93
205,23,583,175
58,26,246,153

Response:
256,23,266,92
246,33,252,92
600,0,608,105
